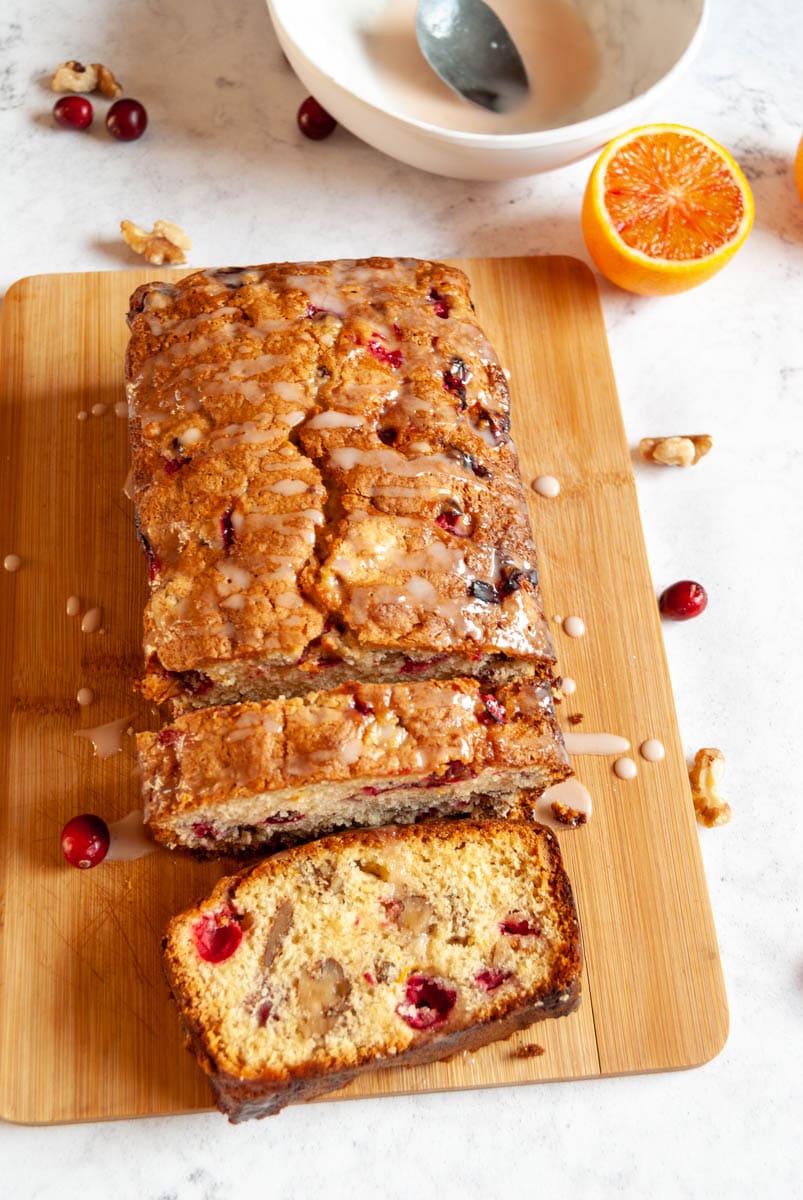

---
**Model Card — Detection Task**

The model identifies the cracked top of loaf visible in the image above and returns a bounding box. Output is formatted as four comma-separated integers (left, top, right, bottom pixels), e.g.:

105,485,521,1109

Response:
125,258,553,684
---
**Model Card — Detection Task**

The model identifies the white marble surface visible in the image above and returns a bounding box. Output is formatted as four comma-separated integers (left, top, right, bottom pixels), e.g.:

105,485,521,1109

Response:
1,1,802,1196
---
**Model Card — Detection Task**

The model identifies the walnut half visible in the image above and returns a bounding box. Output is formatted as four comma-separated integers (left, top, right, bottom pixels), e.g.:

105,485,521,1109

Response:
51,61,123,97
639,435,713,468
120,219,191,266
689,747,731,827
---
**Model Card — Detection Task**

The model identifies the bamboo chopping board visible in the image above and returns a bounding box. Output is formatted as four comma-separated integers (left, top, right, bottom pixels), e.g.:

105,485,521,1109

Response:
0,258,728,1124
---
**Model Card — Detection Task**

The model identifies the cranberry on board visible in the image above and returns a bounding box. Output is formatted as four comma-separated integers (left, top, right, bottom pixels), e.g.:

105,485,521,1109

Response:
297,96,337,140
61,813,110,869
53,95,93,130
658,580,708,621
106,98,148,141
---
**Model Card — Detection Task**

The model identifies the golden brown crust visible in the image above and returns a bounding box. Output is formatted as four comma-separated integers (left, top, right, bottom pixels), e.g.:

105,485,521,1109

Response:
126,259,555,707
139,677,571,854
162,819,582,1121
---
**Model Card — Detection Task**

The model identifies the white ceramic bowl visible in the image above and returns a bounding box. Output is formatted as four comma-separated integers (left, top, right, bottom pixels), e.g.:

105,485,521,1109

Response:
268,0,707,180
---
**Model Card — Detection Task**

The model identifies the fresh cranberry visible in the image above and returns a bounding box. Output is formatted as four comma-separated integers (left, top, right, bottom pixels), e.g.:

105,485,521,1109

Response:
659,580,708,621
220,505,236,552
475,968,510,991
396,974,456,1029
297,96,336,140
61,813,110,869
428,288,450,318
53,95,93,130
500,915,540,936
106,98,148,142
192,907,243,963
478,693,506,724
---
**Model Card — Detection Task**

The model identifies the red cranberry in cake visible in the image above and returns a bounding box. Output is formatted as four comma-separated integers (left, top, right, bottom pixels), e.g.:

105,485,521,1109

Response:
220,505,236,552
399,654,447,675
475,968,510,991
53,95,93,130
367,336,402,369
192,906,243,963
396,974,457,1030
435,504,472,537
478,693,506,725
501,914,540,936
297,96,337,140
659,579,708,620
428,287,450,318
106,98,148,141
60,813,110,869
352,696,373,716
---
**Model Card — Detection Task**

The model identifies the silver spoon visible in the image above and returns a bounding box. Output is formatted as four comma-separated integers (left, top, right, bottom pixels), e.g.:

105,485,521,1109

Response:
415,0,530,114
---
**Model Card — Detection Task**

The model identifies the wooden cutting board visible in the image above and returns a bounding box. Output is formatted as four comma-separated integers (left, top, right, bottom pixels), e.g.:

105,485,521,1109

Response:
0,259,728,1124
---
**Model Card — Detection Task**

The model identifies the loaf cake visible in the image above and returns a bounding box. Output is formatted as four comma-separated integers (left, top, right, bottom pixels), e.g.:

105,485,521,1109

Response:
138,677,571,855
125,258,556,711
162,819,582,1121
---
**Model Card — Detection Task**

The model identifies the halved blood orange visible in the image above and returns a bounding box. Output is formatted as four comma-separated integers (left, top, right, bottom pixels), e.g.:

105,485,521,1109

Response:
582,124,754,295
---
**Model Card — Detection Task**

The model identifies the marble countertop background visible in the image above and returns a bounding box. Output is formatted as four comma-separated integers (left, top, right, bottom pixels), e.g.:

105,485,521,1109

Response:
1,0,802,1196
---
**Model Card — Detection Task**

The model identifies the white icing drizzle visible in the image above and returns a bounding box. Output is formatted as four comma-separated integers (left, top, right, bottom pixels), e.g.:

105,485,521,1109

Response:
304,410,364,430
105,810,157,861
563,615,586,638
532,474,560,498
613,756,638,780
563,732,630,755
66,595,81,616
74,716,131,759
270,479,309,495
639,738,666,762
80,606,103,634
535,778,593,830
3,553,21,572
76,687,94,707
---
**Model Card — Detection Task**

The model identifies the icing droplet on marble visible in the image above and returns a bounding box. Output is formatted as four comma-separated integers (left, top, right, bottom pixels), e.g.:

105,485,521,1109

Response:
639,738,665,762
106,810,157,861
76,687,94,707
81,606,103,633
74,715,131,759
3,554,21,572
563,731,630,755
536,778,593,830
613,756,638,780
560,676,577,695
66,595,81,616
532,475,560,498
563,615,586,638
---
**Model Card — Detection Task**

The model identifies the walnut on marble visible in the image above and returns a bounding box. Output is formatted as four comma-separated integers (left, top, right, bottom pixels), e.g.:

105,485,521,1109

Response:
120,219,191,266
689,747,731,827
639,435,713,468
50,61,123,97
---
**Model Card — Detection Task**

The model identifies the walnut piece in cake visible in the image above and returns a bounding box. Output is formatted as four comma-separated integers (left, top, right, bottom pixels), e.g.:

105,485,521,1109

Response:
639,435,713,468
689,747,731,827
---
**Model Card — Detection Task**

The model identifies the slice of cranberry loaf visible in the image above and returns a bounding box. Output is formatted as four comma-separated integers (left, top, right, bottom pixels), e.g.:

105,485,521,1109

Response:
163,819,581,1121
125,258,555,711
138,676,571,855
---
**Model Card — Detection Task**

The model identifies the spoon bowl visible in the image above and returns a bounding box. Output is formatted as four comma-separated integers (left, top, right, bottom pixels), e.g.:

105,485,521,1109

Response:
415,0,529,113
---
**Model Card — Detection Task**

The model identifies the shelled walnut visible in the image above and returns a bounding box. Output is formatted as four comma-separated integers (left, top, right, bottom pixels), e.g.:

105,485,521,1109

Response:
120,219,191,266
51,61,123,97
689,747,731,827
639,435,713,468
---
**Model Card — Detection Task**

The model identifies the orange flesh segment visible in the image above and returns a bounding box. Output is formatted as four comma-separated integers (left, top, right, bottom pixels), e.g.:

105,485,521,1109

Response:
603,132,746,261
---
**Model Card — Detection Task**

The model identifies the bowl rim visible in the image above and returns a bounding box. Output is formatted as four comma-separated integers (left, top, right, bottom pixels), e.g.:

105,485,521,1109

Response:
267,0,709,147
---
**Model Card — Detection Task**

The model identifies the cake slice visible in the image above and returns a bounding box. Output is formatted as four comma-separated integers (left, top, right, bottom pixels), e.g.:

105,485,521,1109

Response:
163,819,582,1121
138,677,571,855
125,258,556,711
